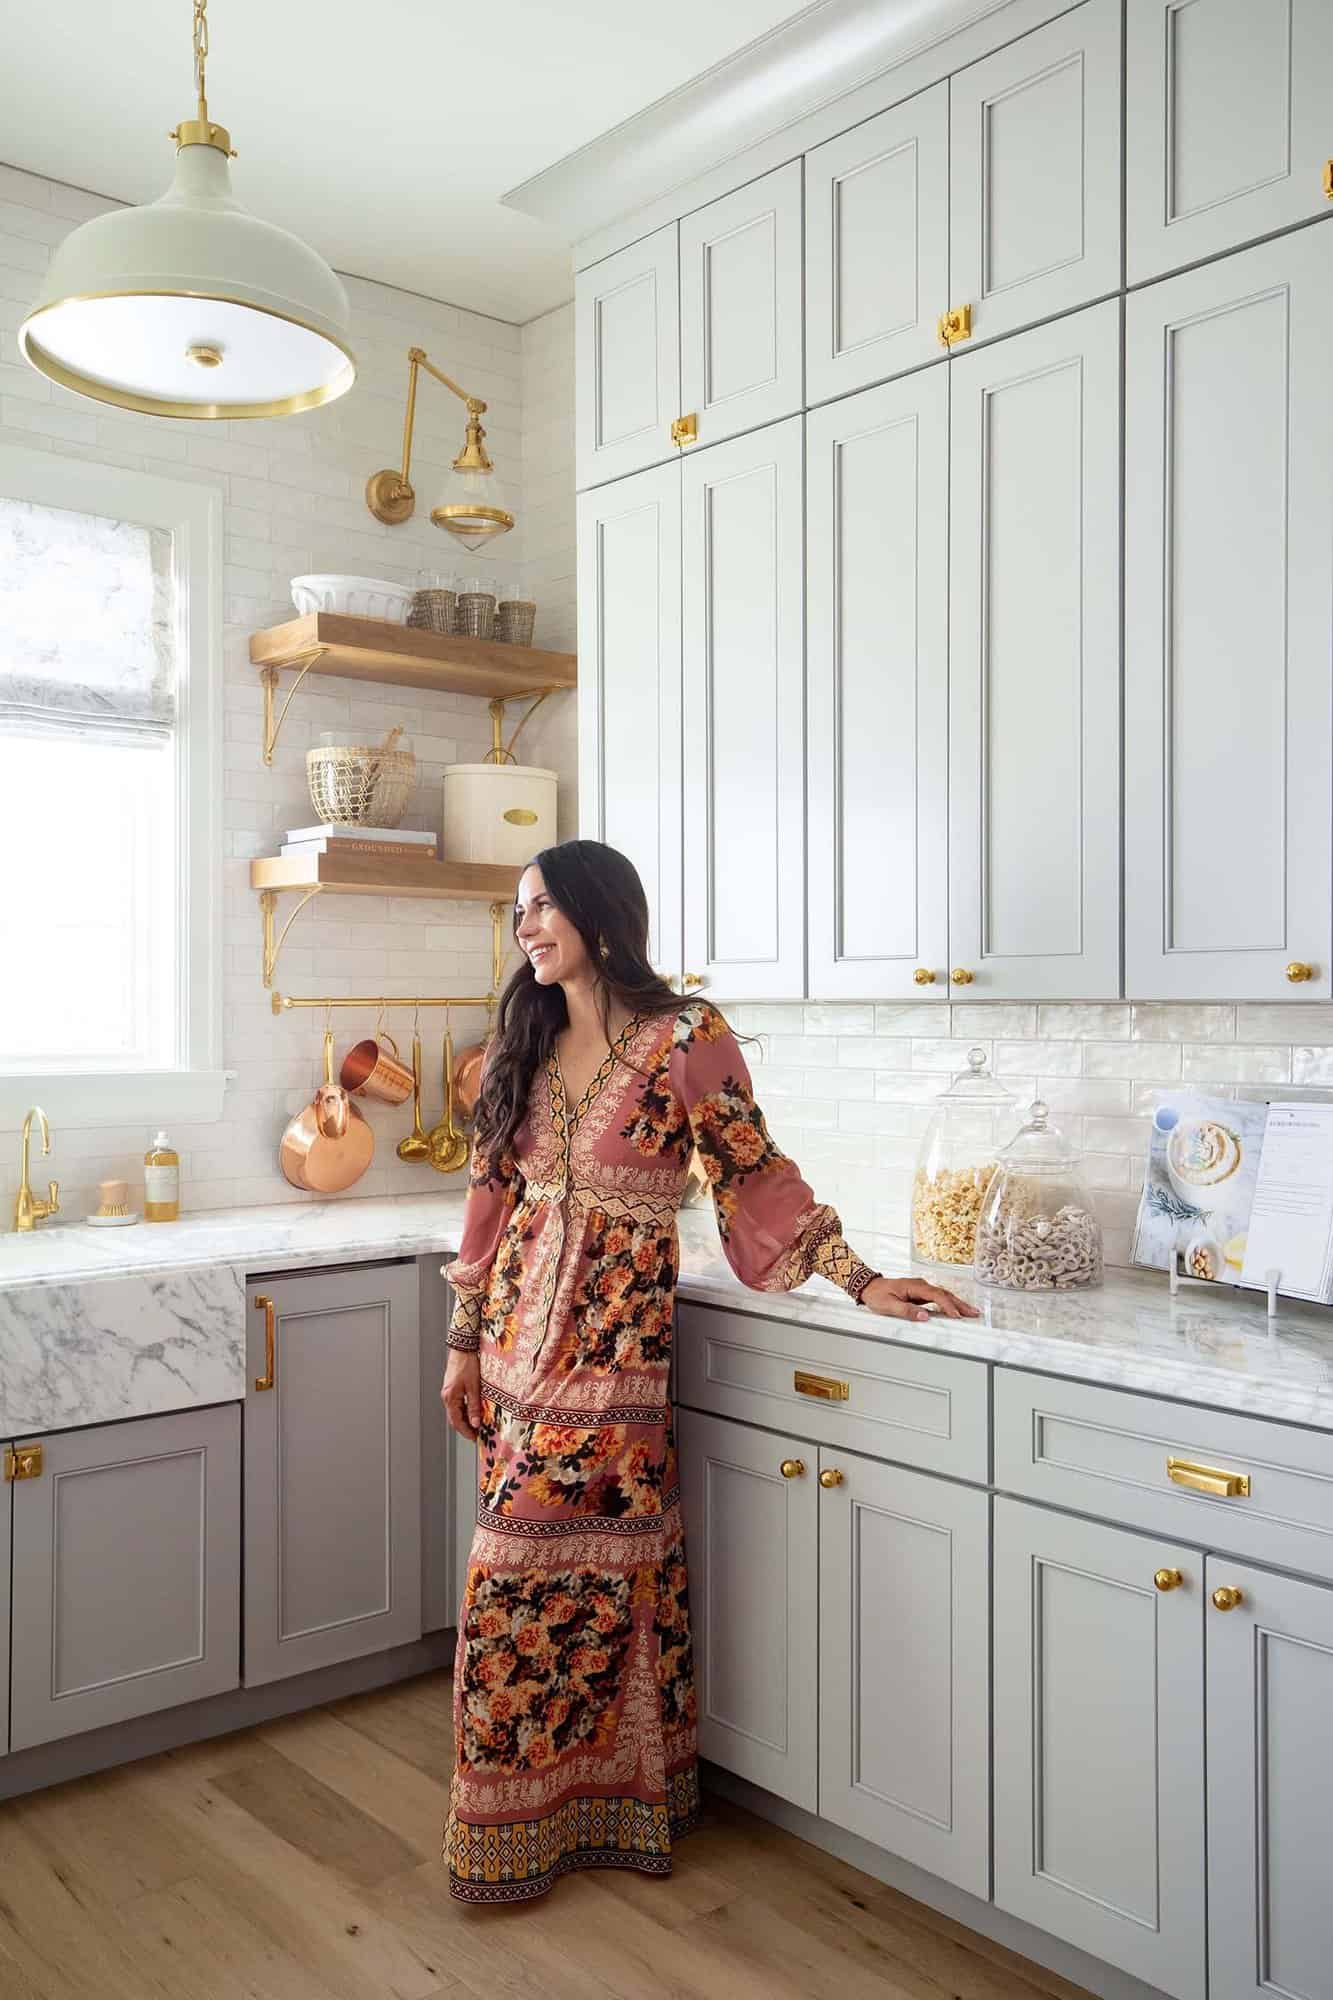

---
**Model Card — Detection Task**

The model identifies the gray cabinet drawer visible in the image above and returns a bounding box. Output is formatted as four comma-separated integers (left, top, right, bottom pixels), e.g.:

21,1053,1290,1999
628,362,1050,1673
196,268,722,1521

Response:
995,1371,1333,1581
675,1302,988,1482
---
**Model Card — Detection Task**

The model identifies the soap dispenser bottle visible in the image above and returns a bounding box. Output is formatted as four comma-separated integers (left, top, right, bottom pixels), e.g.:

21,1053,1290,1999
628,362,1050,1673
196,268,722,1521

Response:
144,1130,180,1222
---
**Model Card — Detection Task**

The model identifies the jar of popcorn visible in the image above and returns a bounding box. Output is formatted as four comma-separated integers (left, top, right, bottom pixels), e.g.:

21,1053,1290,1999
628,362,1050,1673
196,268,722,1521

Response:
974,1099,1103,1291
912,1049,1017,1265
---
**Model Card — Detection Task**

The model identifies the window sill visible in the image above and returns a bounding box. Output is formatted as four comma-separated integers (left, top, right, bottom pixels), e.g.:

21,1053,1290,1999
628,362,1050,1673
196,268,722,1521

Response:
0,1069,234,1131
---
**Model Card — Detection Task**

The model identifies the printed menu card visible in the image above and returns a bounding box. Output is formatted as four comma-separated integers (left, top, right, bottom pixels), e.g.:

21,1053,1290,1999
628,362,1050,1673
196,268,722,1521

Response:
1239,1103,1333,1303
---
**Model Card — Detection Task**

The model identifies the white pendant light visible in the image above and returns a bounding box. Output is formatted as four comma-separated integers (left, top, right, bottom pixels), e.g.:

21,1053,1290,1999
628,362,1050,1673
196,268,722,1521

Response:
19,0,355,421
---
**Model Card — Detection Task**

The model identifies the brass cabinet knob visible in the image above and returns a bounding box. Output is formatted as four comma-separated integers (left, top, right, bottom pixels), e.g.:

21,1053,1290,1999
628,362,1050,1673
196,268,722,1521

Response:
937,303,973,347
950,968,975,986
1212,1585,1244,1612
913,967,936,985
1286,961,1315,983
1154,1568,1183,1592
818,1467,844,1489
671,413,698,446
780,1458,806,1479
1324,159,1333,200
681,972,704,989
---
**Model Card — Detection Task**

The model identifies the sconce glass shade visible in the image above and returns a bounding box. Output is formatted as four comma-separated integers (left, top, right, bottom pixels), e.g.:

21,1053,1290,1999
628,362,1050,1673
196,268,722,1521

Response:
432,461,515,550
19,140,355,420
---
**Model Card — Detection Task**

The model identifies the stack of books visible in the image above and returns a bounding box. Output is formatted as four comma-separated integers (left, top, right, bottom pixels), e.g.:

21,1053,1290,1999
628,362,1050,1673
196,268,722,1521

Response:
279,824,438,860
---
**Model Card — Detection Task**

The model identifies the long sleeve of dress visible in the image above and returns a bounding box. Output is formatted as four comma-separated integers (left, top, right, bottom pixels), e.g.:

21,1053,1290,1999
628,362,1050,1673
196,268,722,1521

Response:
669,1001,880,1302
445,1131,521,1351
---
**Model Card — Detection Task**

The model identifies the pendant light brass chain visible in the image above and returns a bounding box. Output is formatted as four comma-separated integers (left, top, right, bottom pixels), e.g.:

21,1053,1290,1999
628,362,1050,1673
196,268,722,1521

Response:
193,0,210,119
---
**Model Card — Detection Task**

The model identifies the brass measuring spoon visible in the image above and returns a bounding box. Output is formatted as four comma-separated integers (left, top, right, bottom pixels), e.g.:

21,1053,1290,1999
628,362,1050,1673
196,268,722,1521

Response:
396,1010,431,1163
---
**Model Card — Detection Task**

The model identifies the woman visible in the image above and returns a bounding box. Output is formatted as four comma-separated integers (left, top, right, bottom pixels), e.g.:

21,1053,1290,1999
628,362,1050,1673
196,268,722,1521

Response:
440,840,976,1905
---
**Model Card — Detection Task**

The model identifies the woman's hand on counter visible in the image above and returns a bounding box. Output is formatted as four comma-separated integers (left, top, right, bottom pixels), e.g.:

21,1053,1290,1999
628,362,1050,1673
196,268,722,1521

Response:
860,1275,979,1324
441,1351,482,1441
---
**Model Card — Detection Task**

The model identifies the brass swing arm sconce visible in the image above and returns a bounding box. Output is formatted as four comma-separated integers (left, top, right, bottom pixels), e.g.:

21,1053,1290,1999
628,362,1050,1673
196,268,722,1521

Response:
365,347,515,541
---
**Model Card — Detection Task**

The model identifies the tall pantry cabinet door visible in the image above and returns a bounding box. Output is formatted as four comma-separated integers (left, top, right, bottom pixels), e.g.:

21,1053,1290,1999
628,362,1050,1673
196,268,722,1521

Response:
807,369,949,998
804,83,949,404
1205,1559,1333,2000
948,300,1121,998
575,224,680,490
1127,0,1333,285
993,1499,1206,2000
683,416,805,1001
577,463,683,981
1125,231,1333,1000
818,1448,990,1897
243,1263,422,1686
949,0,1122,347
677,1408,818,1812
679,162,803,452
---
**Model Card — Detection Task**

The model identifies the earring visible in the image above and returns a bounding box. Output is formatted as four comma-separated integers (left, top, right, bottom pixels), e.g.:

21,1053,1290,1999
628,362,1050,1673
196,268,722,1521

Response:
598,938,610,962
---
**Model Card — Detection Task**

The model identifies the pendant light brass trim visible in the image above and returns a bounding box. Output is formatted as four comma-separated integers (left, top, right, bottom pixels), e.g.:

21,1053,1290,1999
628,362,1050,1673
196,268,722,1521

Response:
19,290,357,421
429,502,516,538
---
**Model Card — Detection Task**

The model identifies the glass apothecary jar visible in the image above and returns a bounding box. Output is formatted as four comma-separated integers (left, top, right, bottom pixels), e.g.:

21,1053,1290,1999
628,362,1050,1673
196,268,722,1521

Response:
974,1099,1103,1290
912,1049,1017,1265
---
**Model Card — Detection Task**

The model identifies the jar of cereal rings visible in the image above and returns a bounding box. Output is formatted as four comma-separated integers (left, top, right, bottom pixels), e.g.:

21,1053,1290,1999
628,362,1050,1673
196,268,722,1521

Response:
974,1099,1103,1291
912,1049,1017,1265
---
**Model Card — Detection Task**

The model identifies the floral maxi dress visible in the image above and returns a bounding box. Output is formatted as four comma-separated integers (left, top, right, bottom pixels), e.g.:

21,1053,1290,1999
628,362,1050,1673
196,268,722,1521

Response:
441,999,878,1903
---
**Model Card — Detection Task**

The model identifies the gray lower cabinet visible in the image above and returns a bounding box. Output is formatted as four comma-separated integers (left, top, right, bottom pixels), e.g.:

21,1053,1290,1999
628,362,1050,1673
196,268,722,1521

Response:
678,1406,819,1811
1206,1557,1333,2000
818,1446,989,1897
992,1497,1206,2000
6,1404,240,1751
243,1262,422,1686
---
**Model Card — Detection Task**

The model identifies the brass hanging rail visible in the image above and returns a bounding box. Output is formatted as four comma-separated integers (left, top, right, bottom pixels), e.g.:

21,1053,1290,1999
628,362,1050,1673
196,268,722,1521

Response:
266,898,511,1012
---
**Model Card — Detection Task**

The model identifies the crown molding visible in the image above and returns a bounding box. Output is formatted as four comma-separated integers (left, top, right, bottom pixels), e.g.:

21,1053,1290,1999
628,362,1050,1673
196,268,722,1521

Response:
502,0,1071,263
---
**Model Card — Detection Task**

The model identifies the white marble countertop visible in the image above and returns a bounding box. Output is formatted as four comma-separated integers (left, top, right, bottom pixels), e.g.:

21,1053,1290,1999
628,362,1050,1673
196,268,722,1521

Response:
4,1193,1333,1433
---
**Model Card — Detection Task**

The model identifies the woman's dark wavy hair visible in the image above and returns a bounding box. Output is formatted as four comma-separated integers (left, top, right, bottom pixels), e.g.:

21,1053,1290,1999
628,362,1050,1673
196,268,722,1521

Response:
473,839,683,1164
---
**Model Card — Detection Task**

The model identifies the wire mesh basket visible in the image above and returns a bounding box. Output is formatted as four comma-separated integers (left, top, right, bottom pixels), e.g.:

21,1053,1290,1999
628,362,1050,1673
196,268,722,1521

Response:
497,599,537,646
306,733,416,827
406,588,456,634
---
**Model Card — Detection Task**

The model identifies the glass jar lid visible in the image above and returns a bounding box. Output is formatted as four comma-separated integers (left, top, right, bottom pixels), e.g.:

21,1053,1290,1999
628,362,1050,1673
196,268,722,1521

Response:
933,1046,1018,1108
994,1098,1079,1175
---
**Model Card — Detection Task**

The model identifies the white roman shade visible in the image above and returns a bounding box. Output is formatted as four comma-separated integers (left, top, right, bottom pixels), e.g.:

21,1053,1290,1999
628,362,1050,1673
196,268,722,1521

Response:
0,497,177,739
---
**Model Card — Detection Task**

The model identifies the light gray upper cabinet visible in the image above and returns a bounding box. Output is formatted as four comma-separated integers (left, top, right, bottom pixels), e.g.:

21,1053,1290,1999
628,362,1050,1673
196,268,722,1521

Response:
575,223,681,490
818,1446,989,1898
678,1406,819,1812
1206,1558,1333,2000
948,299,1121,998
577,462,683,981
7,1404,240,1752
243,1263,422,1687
993,1497,1206,2000
948,0,1122,348
804,83,949,403
1126,0,1333,285
679,162,803,452
683,416,805,1001
806,368,949,999
1125,229,1333,1000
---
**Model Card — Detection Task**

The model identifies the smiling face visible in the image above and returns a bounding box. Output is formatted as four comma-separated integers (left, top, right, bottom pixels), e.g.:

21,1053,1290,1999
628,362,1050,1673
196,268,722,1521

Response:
515,865,592,988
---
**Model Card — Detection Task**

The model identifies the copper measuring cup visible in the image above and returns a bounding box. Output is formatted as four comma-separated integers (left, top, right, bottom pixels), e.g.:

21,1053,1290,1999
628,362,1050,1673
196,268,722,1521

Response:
340,1023,414,1104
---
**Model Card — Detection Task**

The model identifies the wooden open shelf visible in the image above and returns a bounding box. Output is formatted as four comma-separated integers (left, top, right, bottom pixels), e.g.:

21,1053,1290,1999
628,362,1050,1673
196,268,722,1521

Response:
250,851,521,902
250,612,577,697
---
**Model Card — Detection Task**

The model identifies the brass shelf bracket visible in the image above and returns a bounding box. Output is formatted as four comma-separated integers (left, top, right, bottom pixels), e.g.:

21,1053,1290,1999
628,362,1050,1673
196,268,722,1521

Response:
263,896,512,1012
485,687,564,765
260,644,329,766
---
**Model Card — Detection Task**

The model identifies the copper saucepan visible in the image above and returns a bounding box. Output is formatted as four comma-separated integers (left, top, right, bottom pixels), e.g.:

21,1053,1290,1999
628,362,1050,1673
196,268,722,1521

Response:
453,1037,488,1123
281,1031,375,1191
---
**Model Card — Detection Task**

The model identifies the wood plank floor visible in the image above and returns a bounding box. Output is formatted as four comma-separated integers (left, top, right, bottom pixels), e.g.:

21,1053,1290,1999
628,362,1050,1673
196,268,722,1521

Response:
0,1668,1095,2000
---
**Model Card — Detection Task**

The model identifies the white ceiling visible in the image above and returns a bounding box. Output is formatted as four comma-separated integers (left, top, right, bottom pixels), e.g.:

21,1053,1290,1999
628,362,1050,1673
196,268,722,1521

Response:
0,0,815,324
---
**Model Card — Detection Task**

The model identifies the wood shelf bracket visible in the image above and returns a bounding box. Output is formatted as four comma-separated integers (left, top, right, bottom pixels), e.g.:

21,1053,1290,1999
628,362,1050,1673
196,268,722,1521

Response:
260,645,330,765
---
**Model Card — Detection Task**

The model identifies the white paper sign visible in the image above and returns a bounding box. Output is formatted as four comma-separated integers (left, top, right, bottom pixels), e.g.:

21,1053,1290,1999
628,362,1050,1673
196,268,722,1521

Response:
1240,1103,1333,1301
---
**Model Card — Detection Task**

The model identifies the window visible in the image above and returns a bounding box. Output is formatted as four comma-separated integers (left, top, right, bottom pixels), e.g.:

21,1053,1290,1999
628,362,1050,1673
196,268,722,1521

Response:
0,446,226,1124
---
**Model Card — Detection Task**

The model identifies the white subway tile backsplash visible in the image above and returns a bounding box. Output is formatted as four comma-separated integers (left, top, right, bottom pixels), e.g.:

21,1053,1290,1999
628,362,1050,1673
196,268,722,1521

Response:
1237,1004,1333,1043
1038,1003,1131,1040
874,1003,950,1036
951,1003,1037,1039
1084,1041,1183,1079
1131,1003,1235,1042
995,1039,1083,1077
1180,1044,1290,1084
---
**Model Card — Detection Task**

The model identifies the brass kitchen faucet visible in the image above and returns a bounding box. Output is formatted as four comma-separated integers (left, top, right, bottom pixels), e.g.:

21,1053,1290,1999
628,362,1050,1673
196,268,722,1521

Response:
14,1106,59,1232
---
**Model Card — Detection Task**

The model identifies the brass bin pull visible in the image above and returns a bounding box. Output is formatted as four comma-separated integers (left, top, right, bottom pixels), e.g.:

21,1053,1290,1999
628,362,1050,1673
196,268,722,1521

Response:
794,1370,850,1402
254,1294,277,1392
1166,1455,1250,1499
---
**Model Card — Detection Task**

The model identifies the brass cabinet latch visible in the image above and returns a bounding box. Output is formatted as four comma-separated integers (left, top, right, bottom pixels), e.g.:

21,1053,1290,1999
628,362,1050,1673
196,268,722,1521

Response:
671,413,698,446
4,1444,43,1482
1324,159,1333,200
1166,1455,1250,1499
794,1370,850,1402
937,304,973,347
